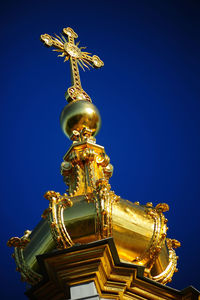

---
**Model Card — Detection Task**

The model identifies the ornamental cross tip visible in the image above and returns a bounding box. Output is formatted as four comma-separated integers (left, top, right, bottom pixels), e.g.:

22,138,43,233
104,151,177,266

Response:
40,27,104,103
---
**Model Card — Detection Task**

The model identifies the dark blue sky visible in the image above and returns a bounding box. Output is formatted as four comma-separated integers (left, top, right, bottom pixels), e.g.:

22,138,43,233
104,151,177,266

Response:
1,0,200,298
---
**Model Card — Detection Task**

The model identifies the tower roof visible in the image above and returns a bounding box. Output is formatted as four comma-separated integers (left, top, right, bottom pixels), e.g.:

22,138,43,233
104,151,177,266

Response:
7,26,199,299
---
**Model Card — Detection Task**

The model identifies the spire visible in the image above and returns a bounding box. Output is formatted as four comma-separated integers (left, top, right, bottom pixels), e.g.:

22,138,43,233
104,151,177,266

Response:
40,27,103,140
40,28,117,238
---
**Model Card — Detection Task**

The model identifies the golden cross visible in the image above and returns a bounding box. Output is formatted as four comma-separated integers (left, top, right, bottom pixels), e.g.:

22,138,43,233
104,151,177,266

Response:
40,27,104,102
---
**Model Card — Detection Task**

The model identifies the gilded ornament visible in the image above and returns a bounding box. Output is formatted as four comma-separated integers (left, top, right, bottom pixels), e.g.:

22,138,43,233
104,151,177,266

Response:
8,26,182,290
7,230,31,249
60,100,101,139
40,26,104,103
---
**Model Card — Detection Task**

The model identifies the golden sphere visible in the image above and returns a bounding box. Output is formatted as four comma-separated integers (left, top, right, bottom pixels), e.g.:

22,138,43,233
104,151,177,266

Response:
60,100,101,139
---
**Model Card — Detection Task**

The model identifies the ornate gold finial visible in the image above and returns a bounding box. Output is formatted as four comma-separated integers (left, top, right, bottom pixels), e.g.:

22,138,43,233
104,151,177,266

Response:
40,27,104,103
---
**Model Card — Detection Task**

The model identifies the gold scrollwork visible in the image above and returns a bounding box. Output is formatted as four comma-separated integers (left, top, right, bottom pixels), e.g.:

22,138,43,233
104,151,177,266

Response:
61,127,114,197
133,203,169,270
7,231,42,285
7,230,31,249
43,191,74,249
152,238,181,284
95,179,119,239
14,247,42,285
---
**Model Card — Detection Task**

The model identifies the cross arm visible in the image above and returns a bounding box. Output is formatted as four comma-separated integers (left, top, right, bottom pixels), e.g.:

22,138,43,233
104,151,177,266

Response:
81,54,104,69
40,34,64,51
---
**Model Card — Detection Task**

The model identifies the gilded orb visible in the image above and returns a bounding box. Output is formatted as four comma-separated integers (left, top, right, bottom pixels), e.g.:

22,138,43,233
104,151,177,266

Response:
60,100,101,139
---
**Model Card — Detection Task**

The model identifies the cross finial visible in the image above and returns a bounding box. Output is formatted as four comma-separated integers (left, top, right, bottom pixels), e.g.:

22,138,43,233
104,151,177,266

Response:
40,27,104,103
